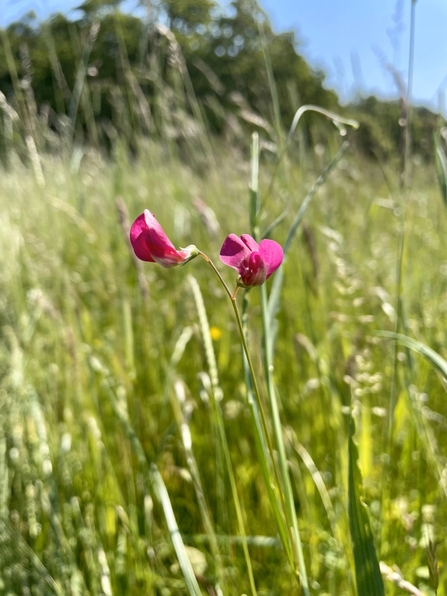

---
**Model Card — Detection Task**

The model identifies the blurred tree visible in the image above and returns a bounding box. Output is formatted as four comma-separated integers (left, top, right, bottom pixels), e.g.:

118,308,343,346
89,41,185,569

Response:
350,95,441,163
77,0,125,18
164,0,217,33
0,0,443,158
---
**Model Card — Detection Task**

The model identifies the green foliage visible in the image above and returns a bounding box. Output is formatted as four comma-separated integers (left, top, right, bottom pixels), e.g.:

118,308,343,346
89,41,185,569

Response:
77,0,124,17
350,95,443,162
165,0,217,31
2,0,443,161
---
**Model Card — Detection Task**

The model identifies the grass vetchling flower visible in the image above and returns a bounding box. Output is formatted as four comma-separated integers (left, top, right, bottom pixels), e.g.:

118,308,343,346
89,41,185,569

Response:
130,209,198,268
219,233,283,287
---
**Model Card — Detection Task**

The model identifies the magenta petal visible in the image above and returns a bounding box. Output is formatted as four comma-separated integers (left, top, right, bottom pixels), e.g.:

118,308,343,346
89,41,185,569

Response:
259,239,284,279
151,248,189,267
219,234,251,271
144,210,177,252
240,234,259,252
143,210,188,267
130,213,155,262
240,251,266,286
129,210,190,267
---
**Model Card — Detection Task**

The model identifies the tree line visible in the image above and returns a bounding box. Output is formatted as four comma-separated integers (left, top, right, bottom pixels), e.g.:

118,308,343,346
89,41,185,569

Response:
0,0,443,162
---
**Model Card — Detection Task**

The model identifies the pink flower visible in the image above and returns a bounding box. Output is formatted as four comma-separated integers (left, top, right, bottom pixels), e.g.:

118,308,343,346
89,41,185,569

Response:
130,210,198,268
219,233,283,287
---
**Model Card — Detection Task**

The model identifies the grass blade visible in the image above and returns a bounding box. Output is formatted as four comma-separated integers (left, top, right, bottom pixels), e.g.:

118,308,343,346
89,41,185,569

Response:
348,414,384,596
150,464,203,596
378,331,447,379
103,379,203,596
250,132,261,238
188,275,258,596
434,133,447,205
267,141,350,342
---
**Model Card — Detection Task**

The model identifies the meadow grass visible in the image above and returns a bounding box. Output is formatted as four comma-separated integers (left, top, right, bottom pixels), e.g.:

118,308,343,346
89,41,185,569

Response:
1,132,447,596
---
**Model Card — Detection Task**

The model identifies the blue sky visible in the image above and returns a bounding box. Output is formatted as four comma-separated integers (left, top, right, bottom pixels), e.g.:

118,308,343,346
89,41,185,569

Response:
261,0,447,110
2,0,446,111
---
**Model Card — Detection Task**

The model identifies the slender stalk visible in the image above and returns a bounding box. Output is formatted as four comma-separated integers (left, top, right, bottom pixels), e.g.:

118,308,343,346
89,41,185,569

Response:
265,106,358,200
388,0,417,443
404,0,417,190
212,402,258,596
188,275,258,596
198,252,297,571
382,0,418,564
198,252,273,460
287,105,359,147
247,127,309,592
260,283,310,594
68,21,100,145
239,294,293,562
198,251,233,299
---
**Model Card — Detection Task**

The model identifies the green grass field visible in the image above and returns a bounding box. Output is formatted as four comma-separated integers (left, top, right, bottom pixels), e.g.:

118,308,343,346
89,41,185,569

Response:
1,131,447,595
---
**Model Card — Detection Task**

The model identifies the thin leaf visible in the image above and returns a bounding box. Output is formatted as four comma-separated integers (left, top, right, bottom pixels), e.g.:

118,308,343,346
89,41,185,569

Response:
103,381,203,596
151,464,203,596
250,132,260,237
188,275,258,596
262,206,289,240
378,331,447,380
348,415,385,596
267,141,350,337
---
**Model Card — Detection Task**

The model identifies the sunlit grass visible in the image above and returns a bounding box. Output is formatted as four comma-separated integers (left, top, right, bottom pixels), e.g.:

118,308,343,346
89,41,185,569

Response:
1,138,447,595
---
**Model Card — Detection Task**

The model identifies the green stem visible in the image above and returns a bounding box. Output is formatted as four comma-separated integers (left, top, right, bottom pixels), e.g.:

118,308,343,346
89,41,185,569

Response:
239,293,293,563
198,252,273,452
388,0,417,444
188,275,258,596
287,105,358,147
213,401,258,596
260,284,310,594
198,252,296,569
233,290,287,514
265,106,358,201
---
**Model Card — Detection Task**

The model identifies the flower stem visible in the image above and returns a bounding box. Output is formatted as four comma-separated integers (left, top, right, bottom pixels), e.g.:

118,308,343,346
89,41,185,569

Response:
198,250,233,297
189,273,259,595
260,283,310,594
199,251,294,566
199,252,272,445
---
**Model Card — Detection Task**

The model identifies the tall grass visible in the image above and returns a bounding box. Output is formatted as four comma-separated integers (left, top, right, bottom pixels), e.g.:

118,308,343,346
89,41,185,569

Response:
1,6,447,596
1,129,447,594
